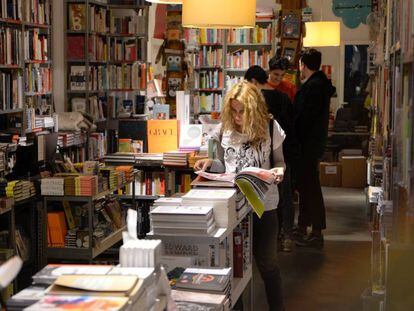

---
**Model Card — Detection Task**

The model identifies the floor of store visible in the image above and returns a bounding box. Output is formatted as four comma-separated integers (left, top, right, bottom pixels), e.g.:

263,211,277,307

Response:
253,187,371,311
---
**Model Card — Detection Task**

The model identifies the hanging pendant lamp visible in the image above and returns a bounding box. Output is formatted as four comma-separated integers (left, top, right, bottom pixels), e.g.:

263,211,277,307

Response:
182,0,256,29
303,21,341,47
145,0,182,4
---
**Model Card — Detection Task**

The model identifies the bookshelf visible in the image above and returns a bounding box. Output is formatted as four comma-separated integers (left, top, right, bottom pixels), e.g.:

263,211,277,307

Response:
186,19,276,116
39,177,137,265
0,0,53,136
64,0,149,120
366,0,414,309
64,0,150,156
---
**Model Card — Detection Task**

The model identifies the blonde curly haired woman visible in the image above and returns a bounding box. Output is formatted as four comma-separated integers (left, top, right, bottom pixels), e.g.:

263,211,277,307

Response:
194,81,286,311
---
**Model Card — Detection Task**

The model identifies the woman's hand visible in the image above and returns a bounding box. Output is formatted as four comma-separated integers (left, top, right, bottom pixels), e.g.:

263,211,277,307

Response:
194,159,213,172
270,167,284,184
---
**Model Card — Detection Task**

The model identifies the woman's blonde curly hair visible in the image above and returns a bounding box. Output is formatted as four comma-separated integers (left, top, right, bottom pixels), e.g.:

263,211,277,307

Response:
221,81,270,144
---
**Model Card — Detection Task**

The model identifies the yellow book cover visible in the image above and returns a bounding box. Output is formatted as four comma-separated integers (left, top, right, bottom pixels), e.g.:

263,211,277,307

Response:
62,201,76,230
147,119,178,153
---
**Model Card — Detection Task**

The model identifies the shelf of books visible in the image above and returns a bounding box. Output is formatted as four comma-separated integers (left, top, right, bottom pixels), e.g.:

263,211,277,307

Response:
65,0,149,122
365,0,414,309
185,17,275,117
0,0,54,136
39,165,137,264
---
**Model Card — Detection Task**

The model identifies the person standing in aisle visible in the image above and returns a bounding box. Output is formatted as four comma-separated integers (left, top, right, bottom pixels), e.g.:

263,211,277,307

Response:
267,56,297,102
244,66,300,252
293,49,336,248
194,81,286,311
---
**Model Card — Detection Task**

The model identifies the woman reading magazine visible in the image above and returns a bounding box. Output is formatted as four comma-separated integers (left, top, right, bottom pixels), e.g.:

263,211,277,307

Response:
194,81,286,311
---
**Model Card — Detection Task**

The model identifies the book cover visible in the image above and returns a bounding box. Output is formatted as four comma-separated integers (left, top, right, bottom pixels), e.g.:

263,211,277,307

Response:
25,295,129,311
153,104,170,120
118,120,148,152
51,275,138,295
68,4,86,31
147,119,178,153
179,124,203,149
176,268,231,292
32,264,113,285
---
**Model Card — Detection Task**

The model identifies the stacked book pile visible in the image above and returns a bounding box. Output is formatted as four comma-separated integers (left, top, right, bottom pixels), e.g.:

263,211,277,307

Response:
77,175,98,196
8,264,166,311
175,268,232,308
182,189,237,228
47,211,67,247
188,153,208,168
58,132,75,148
171,289,230,311
120,239,162,268
5,180,36,202
152,197,182,210
116,170,124,188
116,165,134,183
34,116,54,129
163,151,189,166
64,176,77,196
150,205,216,236
41,178,65,196
73,132,85,146
64,229,77,248
100,167,118,190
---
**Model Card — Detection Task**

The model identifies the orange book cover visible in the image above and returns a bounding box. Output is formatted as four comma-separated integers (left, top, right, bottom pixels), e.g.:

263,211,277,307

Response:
147,119,178,153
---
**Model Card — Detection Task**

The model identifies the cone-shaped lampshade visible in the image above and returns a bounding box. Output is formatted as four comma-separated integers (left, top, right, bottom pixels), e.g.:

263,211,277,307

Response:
303,22,341,47
182,0,256,29
146,0,182,3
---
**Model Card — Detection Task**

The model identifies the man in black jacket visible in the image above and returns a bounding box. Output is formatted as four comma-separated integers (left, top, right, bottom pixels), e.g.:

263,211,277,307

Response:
245,66,300,252
294,49,336,248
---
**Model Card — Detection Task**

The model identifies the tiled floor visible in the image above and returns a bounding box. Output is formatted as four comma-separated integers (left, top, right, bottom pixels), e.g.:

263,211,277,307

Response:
251,187,371,311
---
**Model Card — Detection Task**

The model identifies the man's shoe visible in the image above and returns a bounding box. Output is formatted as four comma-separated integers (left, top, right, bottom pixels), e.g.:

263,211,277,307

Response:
291,227,307,241
295,234,324,249
282,238,293,252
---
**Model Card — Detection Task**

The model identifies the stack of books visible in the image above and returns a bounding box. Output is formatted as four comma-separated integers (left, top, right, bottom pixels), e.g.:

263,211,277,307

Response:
47,211,67,247
64,229,77,248
150,205,216,236
5,180,36,202
163,151,189,166
100,167,118,190
41,178,65,196
175,268,232,306
152,197,183,209
188,153,208,168
58,132,75,147
77,176,98,196
116,165,134,183
182,189,237,228
64,176,77,196
8,264,164,311
171,289,230,311
120,239,162,268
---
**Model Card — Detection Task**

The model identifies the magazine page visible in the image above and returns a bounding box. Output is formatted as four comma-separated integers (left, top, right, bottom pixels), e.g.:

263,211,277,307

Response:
237,167,276,184
195,171,236,183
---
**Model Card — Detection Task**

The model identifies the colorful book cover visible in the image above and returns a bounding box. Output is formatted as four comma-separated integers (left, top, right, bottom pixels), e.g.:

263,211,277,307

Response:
147,119,178,153
153,104,170,120
25,295,128,311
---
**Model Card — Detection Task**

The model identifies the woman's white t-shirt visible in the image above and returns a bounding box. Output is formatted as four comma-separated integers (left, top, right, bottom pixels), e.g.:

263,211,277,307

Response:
210,120,285,211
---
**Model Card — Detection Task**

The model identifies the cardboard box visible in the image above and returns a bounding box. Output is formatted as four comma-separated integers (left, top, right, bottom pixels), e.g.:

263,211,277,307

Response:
320,162,342,187
340,156,367,188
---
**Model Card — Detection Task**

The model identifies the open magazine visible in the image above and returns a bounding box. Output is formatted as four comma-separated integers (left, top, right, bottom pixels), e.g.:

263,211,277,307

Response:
195,167,276,217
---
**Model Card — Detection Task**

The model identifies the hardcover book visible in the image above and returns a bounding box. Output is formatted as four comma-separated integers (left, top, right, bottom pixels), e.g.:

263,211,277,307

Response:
147,119,178,153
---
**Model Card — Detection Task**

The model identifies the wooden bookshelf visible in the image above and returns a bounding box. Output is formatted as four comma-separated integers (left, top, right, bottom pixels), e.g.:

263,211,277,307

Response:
0,1,54,136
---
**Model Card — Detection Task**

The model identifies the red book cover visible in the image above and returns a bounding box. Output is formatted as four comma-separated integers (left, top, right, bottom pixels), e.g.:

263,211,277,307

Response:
67,36,85,59
233,230,244,278
145,172,152,195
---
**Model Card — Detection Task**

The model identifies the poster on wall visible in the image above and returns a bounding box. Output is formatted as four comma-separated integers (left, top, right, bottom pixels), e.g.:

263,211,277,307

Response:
343,44,369,104
332,0,372,29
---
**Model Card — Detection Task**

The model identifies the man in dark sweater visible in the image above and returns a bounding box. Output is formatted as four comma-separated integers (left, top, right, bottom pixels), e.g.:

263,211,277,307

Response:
294,49,336,248
245,66,300,252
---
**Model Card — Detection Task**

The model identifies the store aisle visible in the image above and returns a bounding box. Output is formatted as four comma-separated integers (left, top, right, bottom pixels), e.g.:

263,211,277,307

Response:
252,187,371,311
